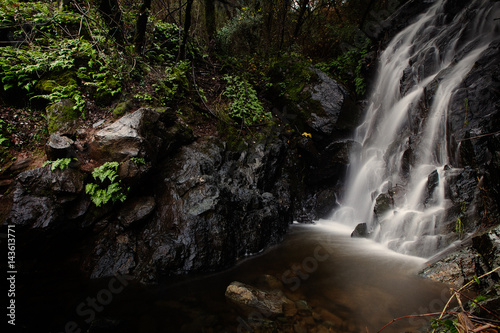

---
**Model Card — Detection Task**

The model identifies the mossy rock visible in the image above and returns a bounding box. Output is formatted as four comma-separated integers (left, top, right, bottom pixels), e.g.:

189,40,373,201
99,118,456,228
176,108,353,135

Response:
36,71,77,93
112,100,134,119
46,98,80,135
95,77,121,106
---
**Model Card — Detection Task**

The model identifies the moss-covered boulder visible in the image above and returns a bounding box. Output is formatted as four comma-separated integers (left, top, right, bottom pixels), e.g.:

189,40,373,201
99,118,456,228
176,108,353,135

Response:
46,98,81,135
112,99,134,119
35,71,77,94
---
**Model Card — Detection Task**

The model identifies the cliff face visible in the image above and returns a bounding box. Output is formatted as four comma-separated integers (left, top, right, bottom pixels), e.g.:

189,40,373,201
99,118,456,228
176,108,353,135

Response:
2,68,358,284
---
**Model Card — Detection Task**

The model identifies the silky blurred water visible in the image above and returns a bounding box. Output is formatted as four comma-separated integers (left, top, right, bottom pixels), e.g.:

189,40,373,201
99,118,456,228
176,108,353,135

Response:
18,223,451,333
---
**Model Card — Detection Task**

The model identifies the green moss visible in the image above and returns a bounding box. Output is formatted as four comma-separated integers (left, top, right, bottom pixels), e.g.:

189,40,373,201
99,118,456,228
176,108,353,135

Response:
112,100,134,119
46,98,79,134
36,71,77,93
95,77,121,106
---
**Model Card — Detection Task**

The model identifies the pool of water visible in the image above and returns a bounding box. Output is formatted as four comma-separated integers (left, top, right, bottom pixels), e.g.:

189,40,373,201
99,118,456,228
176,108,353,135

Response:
18,222,452,333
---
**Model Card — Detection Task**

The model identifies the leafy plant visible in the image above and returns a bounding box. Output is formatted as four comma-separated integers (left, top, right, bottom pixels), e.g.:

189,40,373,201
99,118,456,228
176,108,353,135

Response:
216,7,263,56
130,157,145,165
36,84,86,115
85,162,128,207
43,158,74,171
431,319,459,333
456,218,464,238
163,60,191,102
146,21,180,64
0,120,9,147
223,74,271,125
315,38,371,96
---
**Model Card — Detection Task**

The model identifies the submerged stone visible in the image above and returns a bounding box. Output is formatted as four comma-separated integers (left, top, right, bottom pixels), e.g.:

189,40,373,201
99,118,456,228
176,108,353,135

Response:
225,281,292,317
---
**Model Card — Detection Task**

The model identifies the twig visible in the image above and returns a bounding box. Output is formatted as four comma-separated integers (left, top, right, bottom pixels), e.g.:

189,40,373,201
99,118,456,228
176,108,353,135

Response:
456,292,500,322
376,312,456,333
472,323,499,332
432,266,500,333
458,130,500,142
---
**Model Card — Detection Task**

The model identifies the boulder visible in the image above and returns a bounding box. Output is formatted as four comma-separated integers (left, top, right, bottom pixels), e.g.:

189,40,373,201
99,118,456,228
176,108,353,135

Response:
45,133,76,160
351,223,368,238
420,225,500,289
46,98,80,135
225,281,292,317
7,166,85,228
90,107,190,164
424,169,439,207
306,68,361,139
373,193,393,221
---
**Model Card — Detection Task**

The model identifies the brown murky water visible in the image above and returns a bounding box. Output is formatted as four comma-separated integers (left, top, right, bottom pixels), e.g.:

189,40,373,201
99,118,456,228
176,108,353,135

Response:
18,222,452,333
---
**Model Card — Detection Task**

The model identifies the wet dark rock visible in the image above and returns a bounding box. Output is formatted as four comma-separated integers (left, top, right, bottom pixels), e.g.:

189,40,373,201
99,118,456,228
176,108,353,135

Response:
351,223,368,238
472,226,500,273
377,0,435,47
373,193,393,221
304,68,361,141
7,166,84,228
400,147,413,179
420,247,477,288
129,137,291,281
118,196,155,228
421,225,500,288
307,68,349,136
424,169,439,207
306,140,356,186
89,231,137,278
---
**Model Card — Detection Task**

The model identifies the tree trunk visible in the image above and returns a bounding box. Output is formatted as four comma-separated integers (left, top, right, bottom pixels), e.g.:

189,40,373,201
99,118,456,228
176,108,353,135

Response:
98,0,124,45
279,0,290,51
204,0,216,41
179,0,194,60
293,0,310,38
134,0,153,54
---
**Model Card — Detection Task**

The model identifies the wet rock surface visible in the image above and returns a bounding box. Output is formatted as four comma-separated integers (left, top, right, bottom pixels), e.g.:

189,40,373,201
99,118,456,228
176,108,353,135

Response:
2,88,352,283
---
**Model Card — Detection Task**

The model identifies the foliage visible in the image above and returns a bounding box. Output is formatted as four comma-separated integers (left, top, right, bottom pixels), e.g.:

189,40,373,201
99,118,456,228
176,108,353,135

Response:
130,157,146,165
146,21,180,64
264,52,313,102
316,38,371,96
162,60,191,103
216,7,263,56
0,1,124,114
223,75,271,125
85,162,127,207
0,0,79,31
43,158,73,171
455,218,464,238
0,38,78,92
0,120,9,148
431,319,459,333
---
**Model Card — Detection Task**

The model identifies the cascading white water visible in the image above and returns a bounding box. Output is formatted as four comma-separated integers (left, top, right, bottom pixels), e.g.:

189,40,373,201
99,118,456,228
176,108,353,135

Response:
330,0,500,257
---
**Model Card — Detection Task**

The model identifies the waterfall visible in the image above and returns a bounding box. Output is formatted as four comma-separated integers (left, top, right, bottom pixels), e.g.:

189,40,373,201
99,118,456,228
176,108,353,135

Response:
330,0,500,258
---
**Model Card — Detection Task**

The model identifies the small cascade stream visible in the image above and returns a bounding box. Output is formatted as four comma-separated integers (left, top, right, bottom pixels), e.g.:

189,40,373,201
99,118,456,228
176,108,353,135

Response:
330,0,500,257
